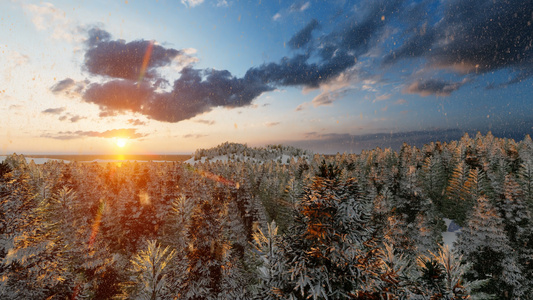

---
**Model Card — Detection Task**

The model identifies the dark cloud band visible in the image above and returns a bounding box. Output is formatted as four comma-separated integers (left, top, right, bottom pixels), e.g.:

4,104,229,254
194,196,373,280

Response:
384,0,533,83
404,79,465,97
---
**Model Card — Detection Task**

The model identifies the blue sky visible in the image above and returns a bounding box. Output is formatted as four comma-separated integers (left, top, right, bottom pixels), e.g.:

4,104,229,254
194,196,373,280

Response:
1,0,532,154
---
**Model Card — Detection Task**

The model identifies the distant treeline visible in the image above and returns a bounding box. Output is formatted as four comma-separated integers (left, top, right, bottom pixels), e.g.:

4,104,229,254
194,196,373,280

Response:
18,154,192,162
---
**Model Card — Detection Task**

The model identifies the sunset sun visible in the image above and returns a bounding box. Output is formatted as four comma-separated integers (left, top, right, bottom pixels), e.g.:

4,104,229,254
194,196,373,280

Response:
115,138,127,148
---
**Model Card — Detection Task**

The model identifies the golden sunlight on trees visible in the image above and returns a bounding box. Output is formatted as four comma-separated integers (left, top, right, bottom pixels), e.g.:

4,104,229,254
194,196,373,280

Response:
0,134,532,298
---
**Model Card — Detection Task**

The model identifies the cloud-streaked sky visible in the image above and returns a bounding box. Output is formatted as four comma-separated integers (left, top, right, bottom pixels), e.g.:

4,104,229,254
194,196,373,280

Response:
1,0,532,154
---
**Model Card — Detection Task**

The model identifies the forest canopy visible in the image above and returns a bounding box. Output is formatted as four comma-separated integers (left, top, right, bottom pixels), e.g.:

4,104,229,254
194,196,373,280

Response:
1,132,533,299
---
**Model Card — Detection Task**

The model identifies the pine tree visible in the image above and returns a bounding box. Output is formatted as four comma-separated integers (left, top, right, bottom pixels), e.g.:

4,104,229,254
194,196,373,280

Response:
252,221,290,299
420,154,447,211
445,161,476,225
456,196,523,299
120,240,176,300
273,164,383,299
181,182,232,300
375,243,412,298
160,195,194,298
2,187,78,298
413,245,470,299
518,158,533,210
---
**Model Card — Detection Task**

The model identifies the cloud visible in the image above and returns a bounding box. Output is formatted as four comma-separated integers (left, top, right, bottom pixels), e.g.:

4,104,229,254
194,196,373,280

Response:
216,0,228,7
181,0,204,7
395,99,407,105
194,119,215,125
23,2,83,42
42,107,66,115
127,119,146,126
294,66,372,110
245,51,355,88
8,105,23,110
183,133,208,138
307,66,367,107
83,69,272,122
373,94,391,102
50,78,88,98
248,1,401,89
288,19,319,50
486,67,533,89
295,102,310,111
273,1,311,21
289,2,310,12
77,29,273,123
7,50,29,66
41,128,147,140
404,79,465,97
312,89,353,107
84,27,111,47
84,29,181,80
83,80,154,116
265,122,280,127
68,115,85,123
170,48,199,71
383,0,533,84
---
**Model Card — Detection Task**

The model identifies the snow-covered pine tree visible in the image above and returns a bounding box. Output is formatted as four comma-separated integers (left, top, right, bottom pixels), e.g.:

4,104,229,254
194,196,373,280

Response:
275,162,384,299
375,243,412,298
518,157,533,210
119,240,176,300
456,196,524,299
445,161,471,225
499,175,533,296
2,187,78,298
396,143,424,225
413,244,470,299
251,221,291,299
487,150,510,199
420,154,447,212
158,194,194,298
180,180,233,300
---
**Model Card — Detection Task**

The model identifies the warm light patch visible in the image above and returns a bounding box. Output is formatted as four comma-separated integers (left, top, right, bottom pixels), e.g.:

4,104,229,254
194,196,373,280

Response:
139,191,151,206
115,138,127,148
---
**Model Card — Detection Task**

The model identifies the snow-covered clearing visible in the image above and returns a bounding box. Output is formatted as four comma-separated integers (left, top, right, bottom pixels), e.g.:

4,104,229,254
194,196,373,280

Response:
442,218,461,250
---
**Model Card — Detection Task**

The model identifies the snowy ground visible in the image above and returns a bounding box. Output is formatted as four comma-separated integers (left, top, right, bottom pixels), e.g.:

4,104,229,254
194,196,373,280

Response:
184,154,298,165
442,218,462,249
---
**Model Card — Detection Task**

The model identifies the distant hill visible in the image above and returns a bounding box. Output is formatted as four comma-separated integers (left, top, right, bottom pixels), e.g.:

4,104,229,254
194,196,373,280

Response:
184,142,312,165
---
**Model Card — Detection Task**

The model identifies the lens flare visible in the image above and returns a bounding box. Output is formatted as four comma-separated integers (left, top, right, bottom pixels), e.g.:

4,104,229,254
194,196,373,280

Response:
137,40,154,87
89,200,105,249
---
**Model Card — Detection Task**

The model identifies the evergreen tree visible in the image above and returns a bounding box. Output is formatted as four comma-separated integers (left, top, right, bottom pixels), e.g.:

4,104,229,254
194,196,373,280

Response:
120,240,176,300
182,182,232,299
252,221,289,299
518,158,533,210
420,154,447,211
413,245,471,299
2,187,78,298
456,196,524,299
273,164,384,299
